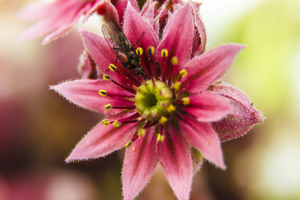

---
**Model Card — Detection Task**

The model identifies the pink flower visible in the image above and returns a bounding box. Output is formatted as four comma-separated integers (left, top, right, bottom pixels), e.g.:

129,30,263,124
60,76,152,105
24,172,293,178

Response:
17,0,122,44
51,2,263,200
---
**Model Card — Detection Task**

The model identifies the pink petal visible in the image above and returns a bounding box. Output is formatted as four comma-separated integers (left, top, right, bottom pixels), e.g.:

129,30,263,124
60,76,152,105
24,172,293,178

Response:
80,29,140,87
123,2,159,77
157,120,193,200
191,2,206,56
176,113,226,169
90,1,120,27
209,81,265,141
115,0,140,24
122,126,158,200
50,79,135,115
17,1,51,20
66,111,140,161
180,44,246,94
182,91,233,122
77,50,98,79
124,2,159,50
157,3,194,81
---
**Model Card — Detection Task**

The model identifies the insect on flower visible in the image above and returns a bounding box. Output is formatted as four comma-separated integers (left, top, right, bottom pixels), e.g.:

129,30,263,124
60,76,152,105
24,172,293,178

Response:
101,22,147,80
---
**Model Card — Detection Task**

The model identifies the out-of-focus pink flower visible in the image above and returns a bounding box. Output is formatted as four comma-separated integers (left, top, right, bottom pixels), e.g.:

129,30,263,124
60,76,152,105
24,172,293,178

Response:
51,2,263,200
17,0,121,44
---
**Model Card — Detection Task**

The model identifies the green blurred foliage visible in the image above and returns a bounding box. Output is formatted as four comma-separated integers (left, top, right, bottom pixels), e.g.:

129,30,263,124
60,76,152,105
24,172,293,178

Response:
222,0,300,117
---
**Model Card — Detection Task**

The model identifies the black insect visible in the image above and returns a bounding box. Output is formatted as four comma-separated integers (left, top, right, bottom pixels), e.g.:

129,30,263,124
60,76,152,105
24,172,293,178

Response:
101,22,147,79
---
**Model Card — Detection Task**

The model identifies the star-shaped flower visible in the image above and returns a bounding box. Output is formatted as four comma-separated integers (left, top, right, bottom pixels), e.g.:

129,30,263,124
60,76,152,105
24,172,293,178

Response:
51,2,263,200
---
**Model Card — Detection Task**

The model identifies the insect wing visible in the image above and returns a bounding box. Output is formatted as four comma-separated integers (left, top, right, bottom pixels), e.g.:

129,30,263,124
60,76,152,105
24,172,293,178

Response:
101,24,119,57
109,22,132,52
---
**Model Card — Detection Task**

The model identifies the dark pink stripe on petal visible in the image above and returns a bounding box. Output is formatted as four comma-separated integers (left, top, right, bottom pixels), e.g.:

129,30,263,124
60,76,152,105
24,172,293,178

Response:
122,126,158,200
180,44,246,94
66,112,140,162
182,91,233,122
157,120,193,200
176,114,226,169
50,79,135,115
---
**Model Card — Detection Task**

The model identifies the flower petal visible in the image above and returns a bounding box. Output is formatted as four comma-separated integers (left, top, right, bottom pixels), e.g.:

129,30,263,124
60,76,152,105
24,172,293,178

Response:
122,126,158,200
157,3,194,81
124,2,159,77
77,50,98,79
176,113,226,169
182,91,233,122
191,2,206,56
50,79,135,115
209,81,265,141
66,111,140,162
157,120,193,200
80,29,140,87
115,0,140,24
180,44,246,94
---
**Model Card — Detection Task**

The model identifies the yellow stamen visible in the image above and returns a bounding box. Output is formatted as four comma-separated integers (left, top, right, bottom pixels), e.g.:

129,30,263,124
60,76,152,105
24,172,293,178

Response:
182,97,190,105
147,46,155,57
125,141,132,147
102,119,109,126
104,104,112,111
173,81,181,91
132,147,136,151
138,129,145,136
136,47,143,56
98,90,107,96
161,49,168,58
179,69,188,78
167,104,176,113
109,64,117,71
103,74,111,81
159,116,168,125
112,120,120,128
137,117,143,121
157,133,165,142
171,56,178,65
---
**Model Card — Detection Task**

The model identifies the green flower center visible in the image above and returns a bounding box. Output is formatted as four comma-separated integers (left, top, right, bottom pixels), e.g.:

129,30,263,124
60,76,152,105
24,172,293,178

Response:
135,80,174,121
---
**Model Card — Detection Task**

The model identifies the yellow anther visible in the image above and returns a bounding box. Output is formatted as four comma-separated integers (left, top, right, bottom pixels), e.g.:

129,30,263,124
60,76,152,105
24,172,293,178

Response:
171,56,178,65
112,120,120,128
137,117,143,121
125,141,132,148
132,147,136,151
161,49,168,58
182,97,190,105
159,116,168,125
104,104,112,111
98,90,107,96
136,47,143,56
167,104,176,113
102,119,110,126
156,133,165,142
109,64,117,71
103,74,111,81
147,46,155,56
173,81,181,91
179,69,188,78
138,129,145,136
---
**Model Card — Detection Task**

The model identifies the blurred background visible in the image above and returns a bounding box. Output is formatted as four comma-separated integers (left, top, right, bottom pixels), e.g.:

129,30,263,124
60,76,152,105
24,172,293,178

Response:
0,0,300,199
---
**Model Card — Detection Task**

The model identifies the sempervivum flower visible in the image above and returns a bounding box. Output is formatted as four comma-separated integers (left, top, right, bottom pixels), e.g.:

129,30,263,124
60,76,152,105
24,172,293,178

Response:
51,2,263,200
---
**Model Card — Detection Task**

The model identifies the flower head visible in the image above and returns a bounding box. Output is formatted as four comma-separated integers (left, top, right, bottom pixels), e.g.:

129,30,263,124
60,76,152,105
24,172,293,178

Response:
51,2,263,200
